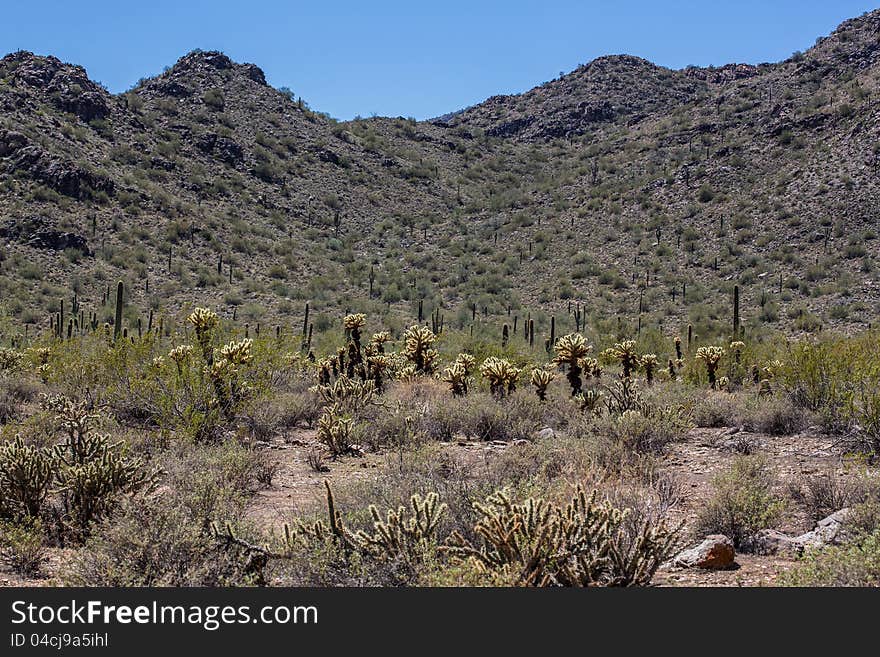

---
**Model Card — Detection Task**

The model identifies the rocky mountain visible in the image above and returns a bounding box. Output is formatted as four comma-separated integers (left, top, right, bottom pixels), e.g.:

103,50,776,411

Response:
1,9,879,342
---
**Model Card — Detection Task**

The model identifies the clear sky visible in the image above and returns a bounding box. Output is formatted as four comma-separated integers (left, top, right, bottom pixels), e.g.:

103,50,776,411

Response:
1,1,877,120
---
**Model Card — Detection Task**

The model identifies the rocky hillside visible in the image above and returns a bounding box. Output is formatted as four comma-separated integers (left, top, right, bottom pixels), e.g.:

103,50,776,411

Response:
1,9,879,343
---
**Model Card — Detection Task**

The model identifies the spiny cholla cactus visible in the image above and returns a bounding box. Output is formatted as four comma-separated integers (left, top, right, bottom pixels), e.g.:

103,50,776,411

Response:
763,359,784,379
187,307,219,363
441,354,476,397
674,336,683,360
354,492,447,566
552,333,593,396
313,376,377,414
317,405,361,457
343,313,366,333
0,347,23,372
695,345,725,389
0,435,54,519
530,367,554,401
168,344,195,374
576,388,604,416
442,486,678,587
480,357,520,399
343,313,367,377
215,338,253,366
607,341,641,379
38,394,159,538
641,354,658,385
365,354,394,393
403,325,440,375
369,331,392,353
208,339,253,418
441,362,468,397
580,357,603,379
730,341,745,364
269,483,445,571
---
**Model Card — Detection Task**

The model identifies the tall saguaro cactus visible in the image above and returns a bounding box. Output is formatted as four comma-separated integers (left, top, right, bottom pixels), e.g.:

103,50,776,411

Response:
733,284,740,339
113,281,124,341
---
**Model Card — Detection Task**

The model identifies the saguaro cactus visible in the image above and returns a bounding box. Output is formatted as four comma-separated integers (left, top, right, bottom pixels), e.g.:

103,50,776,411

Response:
733,285,740,339
113,281,124,341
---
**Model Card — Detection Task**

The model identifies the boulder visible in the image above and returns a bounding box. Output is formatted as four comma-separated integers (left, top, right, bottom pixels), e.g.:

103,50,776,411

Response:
673,535,736,570
798,508,851,549
749,529,807,556
749,508,851,556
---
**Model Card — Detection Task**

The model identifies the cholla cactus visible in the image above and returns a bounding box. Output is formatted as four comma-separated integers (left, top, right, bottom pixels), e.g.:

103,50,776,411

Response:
695,345,725,389
343,313,366,333
730,341,745,364
215,339,253,366
580,357,603,379
403,325,440,375
717,376,730,392
0,347,23,372
354,492,447,565
674,336,683,360
0,435,54,519
366,354,394,393
763,359,784,379
207,339,254,418
38,394,159,537
343,314,367,376
313,376,377,413
576,388,604,415
641,354,658,385
441,354,476,398
317,406,361,457
442,485,678,586
552,333,593,396
454,353,476,376
608,341,641,379
369,331,392,353
187,307,219,363
26,347,51,381
168,344,194,375
530,367,554,401
480,357,521,399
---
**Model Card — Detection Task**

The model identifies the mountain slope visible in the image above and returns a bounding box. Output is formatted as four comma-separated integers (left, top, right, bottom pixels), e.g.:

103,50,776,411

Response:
1,10,879,345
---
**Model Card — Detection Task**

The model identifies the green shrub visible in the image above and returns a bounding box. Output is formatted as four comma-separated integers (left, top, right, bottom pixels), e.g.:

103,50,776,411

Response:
780,531,880,586
0,517,45,577
695,456,784,549
64,496,256,586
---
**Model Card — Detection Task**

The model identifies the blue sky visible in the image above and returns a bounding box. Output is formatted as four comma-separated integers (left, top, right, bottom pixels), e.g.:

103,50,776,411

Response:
1,1,876,120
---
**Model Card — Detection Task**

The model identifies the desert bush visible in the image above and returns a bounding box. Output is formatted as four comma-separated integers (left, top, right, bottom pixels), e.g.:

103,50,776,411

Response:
159,441,263,527
0,375,42,423
780,530,880,586
695,455,784,549
692,392,743,428
0,517,46,577
457,391,544,442
64,496,256,586
739,395,811,435
789,469,875,524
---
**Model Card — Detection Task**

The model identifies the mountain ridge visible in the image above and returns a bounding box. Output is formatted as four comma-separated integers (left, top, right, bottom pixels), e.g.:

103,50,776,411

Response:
1,9,879,342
